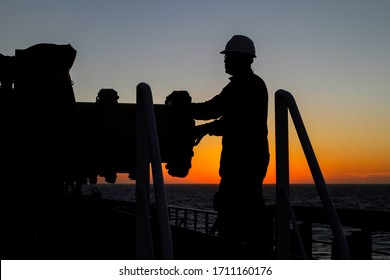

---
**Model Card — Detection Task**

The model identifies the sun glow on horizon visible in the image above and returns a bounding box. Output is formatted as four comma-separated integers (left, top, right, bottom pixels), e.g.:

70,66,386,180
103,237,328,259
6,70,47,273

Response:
111,128,390,185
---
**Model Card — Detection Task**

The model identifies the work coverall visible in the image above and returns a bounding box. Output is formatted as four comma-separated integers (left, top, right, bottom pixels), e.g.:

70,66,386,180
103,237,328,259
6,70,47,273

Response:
192,69,270,248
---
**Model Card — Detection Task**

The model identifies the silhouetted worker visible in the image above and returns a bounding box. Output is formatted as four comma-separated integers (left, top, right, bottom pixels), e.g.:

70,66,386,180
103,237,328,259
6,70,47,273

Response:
191,35,270,256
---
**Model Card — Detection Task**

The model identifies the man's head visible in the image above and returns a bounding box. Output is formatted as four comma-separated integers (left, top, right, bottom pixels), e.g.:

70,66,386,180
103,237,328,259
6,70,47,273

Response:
223,53,253,75
221,35,256,75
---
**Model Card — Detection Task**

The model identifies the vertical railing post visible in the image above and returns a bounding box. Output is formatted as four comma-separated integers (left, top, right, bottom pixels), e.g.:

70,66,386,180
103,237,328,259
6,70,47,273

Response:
184,210,188,228
299,221,313,259
136,82,173,260
282,90,349,259
275,91,291,259
205,212,209,234
136,85,154,259
275,89,350,260
194,211,198,231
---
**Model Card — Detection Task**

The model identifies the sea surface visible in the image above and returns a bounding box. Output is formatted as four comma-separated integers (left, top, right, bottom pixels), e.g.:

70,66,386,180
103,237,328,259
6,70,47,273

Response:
81,183,390,260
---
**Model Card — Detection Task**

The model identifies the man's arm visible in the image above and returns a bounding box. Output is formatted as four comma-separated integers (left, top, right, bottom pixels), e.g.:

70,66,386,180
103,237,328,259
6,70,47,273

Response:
191,93,224,120
193,117,224,145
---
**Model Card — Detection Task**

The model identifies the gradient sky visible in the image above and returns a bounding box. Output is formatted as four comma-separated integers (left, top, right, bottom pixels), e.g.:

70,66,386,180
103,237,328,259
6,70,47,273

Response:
1,0,389,184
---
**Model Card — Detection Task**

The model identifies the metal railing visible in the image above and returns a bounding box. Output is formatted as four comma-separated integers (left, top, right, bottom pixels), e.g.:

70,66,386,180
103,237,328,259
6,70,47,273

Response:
168,205,218,235
133,86,351,260
275,89,350,259
135,82,173,259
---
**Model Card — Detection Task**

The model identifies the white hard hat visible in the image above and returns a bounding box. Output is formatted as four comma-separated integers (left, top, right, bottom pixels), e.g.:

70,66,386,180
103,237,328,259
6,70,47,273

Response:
220,35,256,57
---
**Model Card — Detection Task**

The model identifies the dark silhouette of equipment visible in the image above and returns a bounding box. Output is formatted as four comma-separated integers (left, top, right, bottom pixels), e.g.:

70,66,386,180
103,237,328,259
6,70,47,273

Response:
1,43,197,260
1,43,196,188
164,90,194,177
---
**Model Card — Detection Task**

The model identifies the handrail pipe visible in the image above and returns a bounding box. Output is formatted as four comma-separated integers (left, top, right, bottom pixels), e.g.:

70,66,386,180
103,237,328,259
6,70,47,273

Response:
136,83,173,259
275,89,350,259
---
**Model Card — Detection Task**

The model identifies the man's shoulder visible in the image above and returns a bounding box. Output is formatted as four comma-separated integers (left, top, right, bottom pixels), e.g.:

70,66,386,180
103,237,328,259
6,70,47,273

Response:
250,73,267,91
251,73,266,83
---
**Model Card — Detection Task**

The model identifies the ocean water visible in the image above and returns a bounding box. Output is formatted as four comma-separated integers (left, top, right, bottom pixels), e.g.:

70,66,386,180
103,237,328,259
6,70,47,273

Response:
81,183,390,260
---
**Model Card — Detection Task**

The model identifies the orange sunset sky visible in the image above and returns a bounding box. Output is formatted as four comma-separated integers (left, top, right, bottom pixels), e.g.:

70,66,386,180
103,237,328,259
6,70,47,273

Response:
113,114,390,185
2,1,389,185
